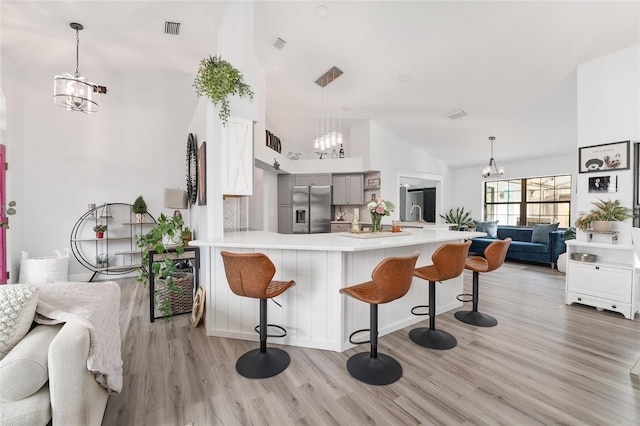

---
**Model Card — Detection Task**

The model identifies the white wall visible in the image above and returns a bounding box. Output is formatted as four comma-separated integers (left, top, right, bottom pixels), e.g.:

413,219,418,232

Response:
576,44,640,244
8,64,199,280
450,153,576,221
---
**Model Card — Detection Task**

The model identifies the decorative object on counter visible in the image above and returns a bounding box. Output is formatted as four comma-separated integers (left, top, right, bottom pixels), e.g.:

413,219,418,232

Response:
315,152,327,159
392,220,402,233
578,140,630,173
93,224,107,238
336,206,345,221
481,136,504,178
313,66,344,152
286,151,302,160
96,253,108,268
164,188,188,219
193,54,254,126
440,207,475,231
273,158,280,171
132,195,147,223
265,130,282,153
339,144,345,158
368,199,395,233
331,149,338,159
351,208,360,232
367,178,381,187
186,133,198,205
574,198,634,232
0,200,16,228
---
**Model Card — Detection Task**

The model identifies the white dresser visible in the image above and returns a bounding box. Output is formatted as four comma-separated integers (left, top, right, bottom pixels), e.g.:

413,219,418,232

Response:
565,239,640,320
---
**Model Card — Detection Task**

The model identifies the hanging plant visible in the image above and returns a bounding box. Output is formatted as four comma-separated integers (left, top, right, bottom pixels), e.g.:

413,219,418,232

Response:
193,55,254,126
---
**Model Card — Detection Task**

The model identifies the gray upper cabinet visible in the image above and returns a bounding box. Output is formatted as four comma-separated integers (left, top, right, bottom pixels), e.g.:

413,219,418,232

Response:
278,175,294,205
333,174,364,205
294,174,332,186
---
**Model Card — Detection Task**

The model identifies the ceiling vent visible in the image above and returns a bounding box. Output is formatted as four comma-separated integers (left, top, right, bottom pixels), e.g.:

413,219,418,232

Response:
273,37,287,50
164,21,181,36
447,110,467,120
315,66,343,87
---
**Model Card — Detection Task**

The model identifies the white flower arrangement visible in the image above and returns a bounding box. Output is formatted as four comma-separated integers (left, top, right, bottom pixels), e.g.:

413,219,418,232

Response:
367,199,395,216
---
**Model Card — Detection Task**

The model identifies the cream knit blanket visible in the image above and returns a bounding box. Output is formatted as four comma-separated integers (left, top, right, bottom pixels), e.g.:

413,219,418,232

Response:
33,281,123,393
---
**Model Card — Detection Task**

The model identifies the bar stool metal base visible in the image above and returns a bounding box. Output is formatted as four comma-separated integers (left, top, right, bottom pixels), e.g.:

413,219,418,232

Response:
346,352,403,386
409,327,457,350
454,310,497,327
236,347,290,379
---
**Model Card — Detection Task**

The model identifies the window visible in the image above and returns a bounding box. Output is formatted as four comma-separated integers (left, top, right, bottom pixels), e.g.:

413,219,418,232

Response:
484,175,572,228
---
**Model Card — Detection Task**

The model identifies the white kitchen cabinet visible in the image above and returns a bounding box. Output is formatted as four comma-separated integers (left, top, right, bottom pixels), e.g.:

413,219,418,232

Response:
331,222,351,233
294,174,331,186
565,240,639,319
221,117,254,196
332,174,364,205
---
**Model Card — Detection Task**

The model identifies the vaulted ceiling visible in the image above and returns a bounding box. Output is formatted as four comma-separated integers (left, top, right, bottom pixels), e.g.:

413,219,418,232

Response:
2,1,638,167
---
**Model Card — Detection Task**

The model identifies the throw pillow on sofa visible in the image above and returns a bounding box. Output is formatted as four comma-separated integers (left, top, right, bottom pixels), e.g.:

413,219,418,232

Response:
0,324,61,401
531,223,559,244
474,220,499,238
0,285,39,359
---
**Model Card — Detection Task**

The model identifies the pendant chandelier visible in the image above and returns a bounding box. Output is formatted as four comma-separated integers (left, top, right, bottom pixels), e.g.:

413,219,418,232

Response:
313,66,343,151
53,22,98,113
481,136,504,178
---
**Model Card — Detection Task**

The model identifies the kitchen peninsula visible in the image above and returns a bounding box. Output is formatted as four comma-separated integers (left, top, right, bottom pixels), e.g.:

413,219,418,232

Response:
191,228,484,352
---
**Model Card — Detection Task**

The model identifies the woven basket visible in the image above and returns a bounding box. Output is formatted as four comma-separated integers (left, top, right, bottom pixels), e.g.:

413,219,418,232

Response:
19,249,70,284
156,269,194,316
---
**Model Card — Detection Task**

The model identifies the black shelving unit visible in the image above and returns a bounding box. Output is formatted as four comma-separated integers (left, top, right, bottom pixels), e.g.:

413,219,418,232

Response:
70,202,156,281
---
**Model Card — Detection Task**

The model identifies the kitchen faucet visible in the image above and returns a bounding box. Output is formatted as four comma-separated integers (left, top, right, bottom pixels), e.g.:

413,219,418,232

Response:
410,204,424,222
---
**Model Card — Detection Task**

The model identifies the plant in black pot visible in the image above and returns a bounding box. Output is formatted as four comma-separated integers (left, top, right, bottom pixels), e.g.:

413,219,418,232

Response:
137,213,192,318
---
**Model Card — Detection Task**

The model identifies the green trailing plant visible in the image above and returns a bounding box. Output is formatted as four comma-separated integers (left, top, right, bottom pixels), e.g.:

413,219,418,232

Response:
562,226,576,241
136,213,189,318
93,224,107,233
0,201,17,229
440,207,475,231
193,55,254,126
132,195,148,214
574,198,634,231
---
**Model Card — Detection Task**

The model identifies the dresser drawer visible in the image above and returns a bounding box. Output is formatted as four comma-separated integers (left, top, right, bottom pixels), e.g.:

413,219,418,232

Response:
331,223,351,233
567,262,632,302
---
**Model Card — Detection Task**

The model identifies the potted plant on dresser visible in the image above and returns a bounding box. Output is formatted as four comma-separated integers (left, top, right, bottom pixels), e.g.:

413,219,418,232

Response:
93,224,107,239
574,198,634,232
132,195,148,223
137,213,192,318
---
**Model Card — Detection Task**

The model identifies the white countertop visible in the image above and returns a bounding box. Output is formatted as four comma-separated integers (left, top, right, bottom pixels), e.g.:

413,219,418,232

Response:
190,229,485,252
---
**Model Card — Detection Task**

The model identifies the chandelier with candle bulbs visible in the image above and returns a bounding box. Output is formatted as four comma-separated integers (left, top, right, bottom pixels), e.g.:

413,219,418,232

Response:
313,66,344,151
481,136,505,178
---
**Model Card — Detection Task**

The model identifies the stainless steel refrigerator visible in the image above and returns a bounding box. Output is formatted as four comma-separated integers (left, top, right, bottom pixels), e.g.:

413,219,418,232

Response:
293,185,332,233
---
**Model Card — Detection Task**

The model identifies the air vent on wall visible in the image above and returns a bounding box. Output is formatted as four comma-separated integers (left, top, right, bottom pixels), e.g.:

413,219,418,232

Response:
164,21,181,35
273,37,287,50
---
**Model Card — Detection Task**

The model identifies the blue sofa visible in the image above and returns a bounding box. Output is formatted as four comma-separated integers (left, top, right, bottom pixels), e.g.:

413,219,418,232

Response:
469,226,567,268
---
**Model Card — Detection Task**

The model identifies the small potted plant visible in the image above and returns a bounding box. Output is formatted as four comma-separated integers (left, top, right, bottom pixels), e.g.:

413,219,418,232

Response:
93,224,107,238
132,195,148,223
193,54,254,126
574,198,634,232
440,207,475,231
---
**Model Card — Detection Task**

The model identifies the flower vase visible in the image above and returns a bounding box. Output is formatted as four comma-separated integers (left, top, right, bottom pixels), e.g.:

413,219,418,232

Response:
371,214,382,233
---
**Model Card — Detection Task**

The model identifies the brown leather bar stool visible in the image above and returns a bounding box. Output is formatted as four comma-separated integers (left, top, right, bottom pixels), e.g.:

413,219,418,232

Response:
410,240,471,350
220,251,295,379
455,238,511,327
339,252,419,386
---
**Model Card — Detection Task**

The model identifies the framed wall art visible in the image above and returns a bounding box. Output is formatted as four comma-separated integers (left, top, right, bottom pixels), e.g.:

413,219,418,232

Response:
578,140,630,173
588,175,617,193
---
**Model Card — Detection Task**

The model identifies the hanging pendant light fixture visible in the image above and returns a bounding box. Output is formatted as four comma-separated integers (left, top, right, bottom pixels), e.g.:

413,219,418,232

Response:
481,136,505,178
54,22,98,113
313,66,343,151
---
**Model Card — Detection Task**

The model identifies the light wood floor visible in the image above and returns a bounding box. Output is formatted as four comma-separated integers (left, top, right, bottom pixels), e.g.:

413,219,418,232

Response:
103,262,640,426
